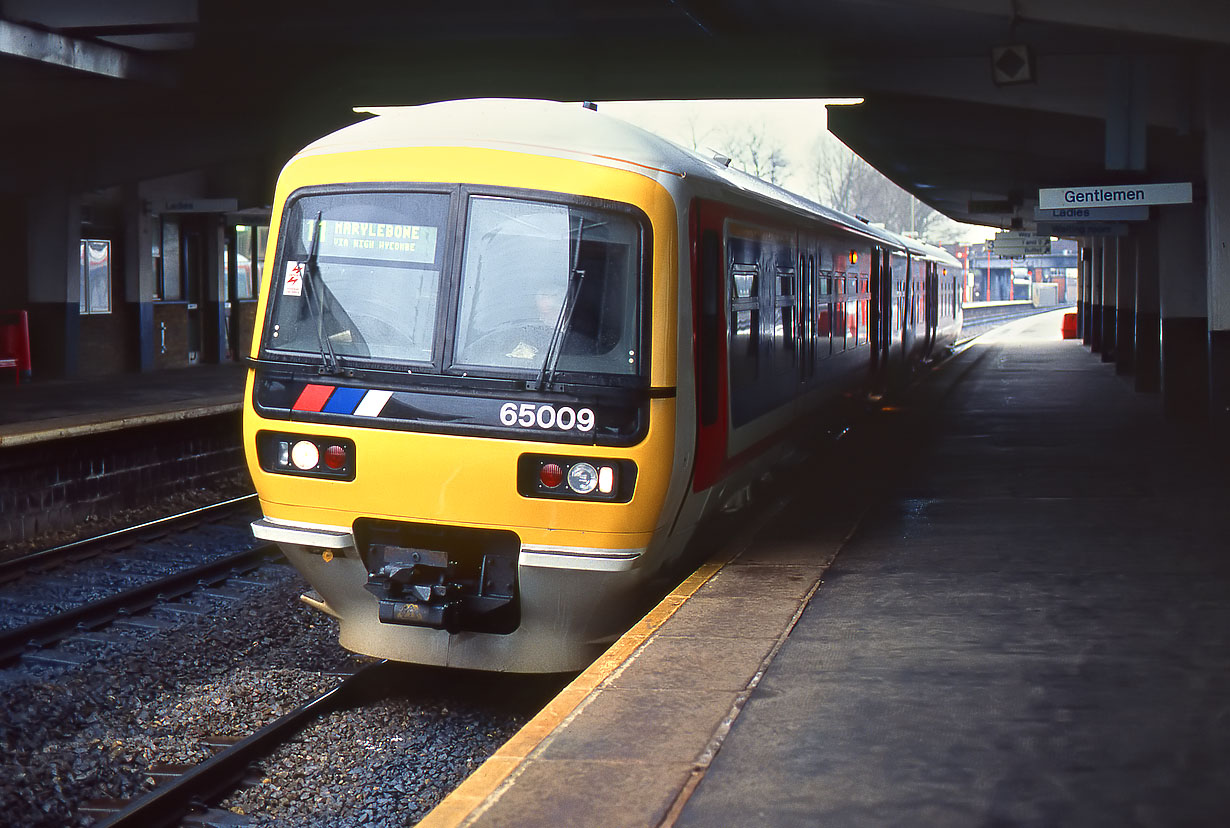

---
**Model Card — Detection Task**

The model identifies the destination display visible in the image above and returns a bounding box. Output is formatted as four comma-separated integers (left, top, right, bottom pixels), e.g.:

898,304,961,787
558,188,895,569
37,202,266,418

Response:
304,218,439,264
1038,182,1192,210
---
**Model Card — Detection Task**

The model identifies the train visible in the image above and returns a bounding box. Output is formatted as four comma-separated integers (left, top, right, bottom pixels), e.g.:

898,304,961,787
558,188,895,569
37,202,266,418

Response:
244,99,962,672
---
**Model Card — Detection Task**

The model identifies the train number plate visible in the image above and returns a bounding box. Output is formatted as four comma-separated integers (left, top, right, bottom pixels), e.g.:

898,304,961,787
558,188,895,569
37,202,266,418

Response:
499,402,595,433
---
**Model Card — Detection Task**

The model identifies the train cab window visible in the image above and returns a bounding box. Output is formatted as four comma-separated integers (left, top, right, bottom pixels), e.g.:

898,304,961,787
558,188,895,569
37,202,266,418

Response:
264,191,450,365
453,196,643,378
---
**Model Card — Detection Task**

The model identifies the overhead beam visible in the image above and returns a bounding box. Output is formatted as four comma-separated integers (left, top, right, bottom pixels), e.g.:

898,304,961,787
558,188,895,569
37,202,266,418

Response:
849,0,1230,46
0,17,166,83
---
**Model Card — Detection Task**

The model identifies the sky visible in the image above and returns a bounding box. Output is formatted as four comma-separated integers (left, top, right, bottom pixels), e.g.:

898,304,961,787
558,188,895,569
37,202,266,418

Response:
595,99,996,244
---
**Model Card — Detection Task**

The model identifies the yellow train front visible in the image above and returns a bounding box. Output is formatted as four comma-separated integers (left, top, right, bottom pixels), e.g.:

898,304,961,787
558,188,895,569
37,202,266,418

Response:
244,101,688,672
244,99,963,673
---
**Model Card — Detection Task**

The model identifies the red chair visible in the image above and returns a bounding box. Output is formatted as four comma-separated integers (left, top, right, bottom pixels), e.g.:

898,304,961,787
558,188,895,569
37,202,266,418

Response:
0,310,32,384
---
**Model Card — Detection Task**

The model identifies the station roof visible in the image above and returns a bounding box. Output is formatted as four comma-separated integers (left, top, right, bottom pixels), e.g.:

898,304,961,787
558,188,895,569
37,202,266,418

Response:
1,0,1226,233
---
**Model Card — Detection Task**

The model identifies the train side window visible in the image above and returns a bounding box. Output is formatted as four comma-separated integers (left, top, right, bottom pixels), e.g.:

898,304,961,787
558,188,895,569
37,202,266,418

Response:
776,264,795,352
732,263,757,299
851,275,861,344
816,269,832,358
833,271,846,352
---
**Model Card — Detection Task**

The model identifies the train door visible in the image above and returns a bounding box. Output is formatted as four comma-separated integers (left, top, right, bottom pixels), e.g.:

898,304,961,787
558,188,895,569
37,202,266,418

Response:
869,247,882,372
901,255,914,360
925,261,939,354
799,251,814,384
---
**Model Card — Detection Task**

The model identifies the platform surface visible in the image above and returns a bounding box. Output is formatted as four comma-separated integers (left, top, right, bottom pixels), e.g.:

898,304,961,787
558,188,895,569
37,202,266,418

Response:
421,310,1230,828
0,363,246,446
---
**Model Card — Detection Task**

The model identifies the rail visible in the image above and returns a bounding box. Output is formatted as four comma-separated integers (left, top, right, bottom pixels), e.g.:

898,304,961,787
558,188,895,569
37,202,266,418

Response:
0,543,278,664
95,661,392,828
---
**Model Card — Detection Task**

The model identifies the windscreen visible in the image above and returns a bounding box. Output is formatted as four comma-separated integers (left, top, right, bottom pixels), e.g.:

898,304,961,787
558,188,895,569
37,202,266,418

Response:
262,189,644,382
264,191,450,365
453,196,642,377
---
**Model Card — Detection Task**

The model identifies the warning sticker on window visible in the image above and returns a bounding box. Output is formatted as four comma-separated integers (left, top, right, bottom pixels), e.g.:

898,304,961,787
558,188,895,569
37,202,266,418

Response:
284,261,305,296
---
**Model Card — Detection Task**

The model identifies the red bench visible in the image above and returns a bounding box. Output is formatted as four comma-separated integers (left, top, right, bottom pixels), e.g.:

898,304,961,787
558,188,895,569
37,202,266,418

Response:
0,310,31,384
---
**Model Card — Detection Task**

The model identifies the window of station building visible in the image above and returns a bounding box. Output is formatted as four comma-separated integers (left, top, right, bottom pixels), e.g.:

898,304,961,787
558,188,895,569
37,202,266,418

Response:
79,239,112,315
154,217,183,302
234,224,268,299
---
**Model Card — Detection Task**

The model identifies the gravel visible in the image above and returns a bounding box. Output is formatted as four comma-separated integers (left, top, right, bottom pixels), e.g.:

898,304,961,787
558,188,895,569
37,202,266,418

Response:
0,557,567,828
220,666,565,827
0,564,354,827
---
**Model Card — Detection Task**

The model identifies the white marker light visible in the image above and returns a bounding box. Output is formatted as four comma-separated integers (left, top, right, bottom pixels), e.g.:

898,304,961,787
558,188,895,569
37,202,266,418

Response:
598,466,615,494
290,440,320,471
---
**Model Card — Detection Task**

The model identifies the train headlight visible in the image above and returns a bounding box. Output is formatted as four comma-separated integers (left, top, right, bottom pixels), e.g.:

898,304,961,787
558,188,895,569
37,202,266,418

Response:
518,455,636,502
291,440,320,470
566,463,598,494
257,432,356,480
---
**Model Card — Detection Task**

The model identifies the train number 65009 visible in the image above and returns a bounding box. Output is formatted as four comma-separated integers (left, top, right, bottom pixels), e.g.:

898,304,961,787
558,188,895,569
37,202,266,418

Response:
499,402,595,432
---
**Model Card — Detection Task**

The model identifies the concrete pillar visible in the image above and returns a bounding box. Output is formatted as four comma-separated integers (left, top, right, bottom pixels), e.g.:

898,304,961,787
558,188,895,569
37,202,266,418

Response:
26,190,81,379
1116,235,1137,375
124,185,156,372
1101,237,1120,360
1203,56,1230,434
1135,224,1161,392
1158,202,1208,422
1089,240,1104,352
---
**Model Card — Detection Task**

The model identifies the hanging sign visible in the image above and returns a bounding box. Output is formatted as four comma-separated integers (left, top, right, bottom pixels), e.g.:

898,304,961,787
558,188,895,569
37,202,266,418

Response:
1038,183,1192,209
1034,206,1148,221
1036,222,1128,238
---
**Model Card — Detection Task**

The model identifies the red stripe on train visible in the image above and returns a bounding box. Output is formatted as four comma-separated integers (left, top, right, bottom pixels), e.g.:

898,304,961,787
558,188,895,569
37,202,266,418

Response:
293,384,334,412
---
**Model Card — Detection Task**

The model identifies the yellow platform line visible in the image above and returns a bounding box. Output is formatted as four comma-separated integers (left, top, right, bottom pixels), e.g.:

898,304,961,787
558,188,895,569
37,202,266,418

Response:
417,546,743,828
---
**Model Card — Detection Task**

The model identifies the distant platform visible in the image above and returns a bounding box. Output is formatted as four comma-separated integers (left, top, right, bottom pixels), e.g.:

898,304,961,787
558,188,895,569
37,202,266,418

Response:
0,363,246,448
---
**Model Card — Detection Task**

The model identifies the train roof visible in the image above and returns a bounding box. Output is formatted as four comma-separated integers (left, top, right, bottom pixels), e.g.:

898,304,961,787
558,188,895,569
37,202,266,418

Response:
293,98,923,253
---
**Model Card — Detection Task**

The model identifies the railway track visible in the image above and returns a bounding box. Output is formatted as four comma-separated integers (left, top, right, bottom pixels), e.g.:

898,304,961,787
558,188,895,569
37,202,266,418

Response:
0,494,259,584
0,495,270,668
89,660,392,828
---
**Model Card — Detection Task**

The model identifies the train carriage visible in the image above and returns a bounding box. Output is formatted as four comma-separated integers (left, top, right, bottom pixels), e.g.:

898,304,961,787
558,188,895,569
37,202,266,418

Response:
243,99,961,672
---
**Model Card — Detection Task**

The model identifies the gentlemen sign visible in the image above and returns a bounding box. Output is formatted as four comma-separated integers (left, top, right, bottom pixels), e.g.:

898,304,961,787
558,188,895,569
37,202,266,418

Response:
1038,183,1192,209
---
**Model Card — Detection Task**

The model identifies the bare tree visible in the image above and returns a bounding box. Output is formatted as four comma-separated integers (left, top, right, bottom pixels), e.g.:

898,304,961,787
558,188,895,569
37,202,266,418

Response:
703,120,954,242
806,133,944,239
711,123,789,186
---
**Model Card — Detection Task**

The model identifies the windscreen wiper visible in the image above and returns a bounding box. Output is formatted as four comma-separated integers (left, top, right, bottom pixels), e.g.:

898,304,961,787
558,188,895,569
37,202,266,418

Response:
535,216,587,391
534,269,585,391
301,211,346,376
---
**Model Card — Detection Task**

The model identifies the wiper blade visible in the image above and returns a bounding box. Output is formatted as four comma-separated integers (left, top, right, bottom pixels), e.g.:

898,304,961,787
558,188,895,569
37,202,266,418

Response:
301,211,346,376
534,269,584,391
536,216,587,391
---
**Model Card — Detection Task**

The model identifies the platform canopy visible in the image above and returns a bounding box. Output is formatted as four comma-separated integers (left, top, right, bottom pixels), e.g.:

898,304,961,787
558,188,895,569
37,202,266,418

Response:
0,0,1227,232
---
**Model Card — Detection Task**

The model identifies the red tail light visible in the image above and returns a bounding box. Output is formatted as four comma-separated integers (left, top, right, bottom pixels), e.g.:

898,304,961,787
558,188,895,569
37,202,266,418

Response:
323,444,348,470
539,463,564,488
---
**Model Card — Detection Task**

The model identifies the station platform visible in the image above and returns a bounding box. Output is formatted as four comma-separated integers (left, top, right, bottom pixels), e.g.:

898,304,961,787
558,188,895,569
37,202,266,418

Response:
421,309,1230,828
0,362,246,448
